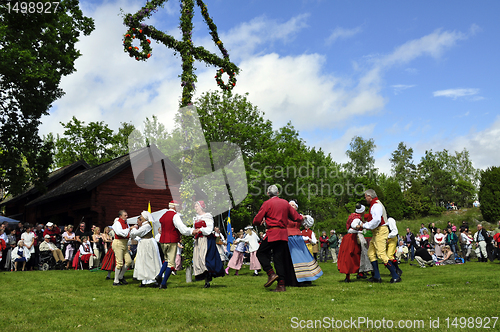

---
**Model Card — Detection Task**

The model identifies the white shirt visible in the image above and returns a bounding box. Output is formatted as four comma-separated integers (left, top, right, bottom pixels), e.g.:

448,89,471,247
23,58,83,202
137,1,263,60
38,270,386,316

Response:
21,232,36,253
112,218,131,238
169,209,194,236
242,231,260,253
130,222,152,239
194,212,214,236
386,217,399,239
303,231,317,244
363,203,383,230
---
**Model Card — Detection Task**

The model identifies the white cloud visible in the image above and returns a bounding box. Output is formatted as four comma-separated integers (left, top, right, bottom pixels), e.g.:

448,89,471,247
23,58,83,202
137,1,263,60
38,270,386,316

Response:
325,26,363,45
391,84,416,95
433,88,480,99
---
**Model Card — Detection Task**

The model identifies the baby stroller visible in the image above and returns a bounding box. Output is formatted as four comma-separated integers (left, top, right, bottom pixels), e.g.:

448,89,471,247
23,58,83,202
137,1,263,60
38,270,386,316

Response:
38,251,59,271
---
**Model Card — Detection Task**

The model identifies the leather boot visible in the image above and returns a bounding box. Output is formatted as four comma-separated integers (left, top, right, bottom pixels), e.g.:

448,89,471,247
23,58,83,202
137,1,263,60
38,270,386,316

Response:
273,280,286,292
264,270,279,287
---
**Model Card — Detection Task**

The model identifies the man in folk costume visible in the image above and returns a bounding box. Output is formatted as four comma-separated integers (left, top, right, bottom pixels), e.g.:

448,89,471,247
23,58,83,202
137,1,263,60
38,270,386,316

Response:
112,210,135,286
156,200,196,289
358,189,401,283
130,211,162,287
386,217,403,276
253,185,304,292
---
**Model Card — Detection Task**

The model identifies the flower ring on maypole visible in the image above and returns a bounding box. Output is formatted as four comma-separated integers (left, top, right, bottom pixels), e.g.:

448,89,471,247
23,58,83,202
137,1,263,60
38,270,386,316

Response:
123,27,152,61
215,68,236,91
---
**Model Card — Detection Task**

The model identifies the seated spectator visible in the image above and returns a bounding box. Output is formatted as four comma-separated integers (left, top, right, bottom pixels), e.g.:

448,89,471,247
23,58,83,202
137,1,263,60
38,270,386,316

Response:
39,235,67,268
79,236,96,269
437,245,455,265
12,240,30,271
414,246,434,268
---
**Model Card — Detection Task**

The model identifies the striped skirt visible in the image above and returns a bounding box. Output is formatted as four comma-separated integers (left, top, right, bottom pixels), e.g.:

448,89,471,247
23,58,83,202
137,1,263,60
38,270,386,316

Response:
288,235,323,282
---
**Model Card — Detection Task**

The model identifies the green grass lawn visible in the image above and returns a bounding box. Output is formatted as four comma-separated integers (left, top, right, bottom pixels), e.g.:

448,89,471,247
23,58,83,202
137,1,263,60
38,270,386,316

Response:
1,258,498,332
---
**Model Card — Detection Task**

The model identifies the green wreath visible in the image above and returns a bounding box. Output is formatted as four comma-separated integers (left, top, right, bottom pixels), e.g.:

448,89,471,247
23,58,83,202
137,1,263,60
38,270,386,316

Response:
215,68,236,91
123,28,152,61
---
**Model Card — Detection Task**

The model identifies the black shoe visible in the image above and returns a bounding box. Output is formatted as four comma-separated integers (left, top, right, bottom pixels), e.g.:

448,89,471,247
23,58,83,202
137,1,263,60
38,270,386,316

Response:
396,269,403,276
119,279,128,285
113,282,122,286
390,277,402,284
159,284,167,289
343,278,351,283
149,282,159,288
155,275,162,285
367,277,382,283
204,282,211,288
105,276,111,280
139,283,146,288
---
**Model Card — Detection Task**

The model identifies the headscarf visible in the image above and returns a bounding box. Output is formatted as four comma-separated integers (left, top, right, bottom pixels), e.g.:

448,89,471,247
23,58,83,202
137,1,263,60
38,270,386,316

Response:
141,211,160,237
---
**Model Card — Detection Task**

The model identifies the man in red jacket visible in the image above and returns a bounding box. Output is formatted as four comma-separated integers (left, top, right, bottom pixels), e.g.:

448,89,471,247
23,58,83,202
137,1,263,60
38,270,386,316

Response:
253,185,303,292
156,200,196,289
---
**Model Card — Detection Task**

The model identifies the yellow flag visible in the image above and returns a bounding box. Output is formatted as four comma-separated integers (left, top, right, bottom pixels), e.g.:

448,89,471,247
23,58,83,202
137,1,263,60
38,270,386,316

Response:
148,201,151,213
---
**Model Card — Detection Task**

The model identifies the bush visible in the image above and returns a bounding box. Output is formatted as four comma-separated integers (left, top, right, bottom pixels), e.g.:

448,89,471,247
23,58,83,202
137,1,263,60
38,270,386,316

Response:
479,166,500,223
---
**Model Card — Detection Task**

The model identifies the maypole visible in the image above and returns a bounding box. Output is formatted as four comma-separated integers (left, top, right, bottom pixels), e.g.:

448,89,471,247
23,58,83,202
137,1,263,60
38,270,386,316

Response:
122,0,240,279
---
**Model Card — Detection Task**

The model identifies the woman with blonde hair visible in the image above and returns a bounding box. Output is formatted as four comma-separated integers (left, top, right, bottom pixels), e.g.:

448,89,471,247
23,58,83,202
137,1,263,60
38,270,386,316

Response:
62,225,76,269
92,226,104,268
437,245,455,265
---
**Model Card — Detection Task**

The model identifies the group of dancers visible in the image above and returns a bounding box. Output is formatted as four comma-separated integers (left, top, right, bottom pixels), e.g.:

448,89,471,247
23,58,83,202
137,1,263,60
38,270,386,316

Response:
337,189,403,283
101,185,325,292
103,186,403,290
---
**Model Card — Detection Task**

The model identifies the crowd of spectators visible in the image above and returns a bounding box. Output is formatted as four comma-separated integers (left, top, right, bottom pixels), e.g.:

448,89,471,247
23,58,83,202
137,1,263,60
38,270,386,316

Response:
0,220,114,272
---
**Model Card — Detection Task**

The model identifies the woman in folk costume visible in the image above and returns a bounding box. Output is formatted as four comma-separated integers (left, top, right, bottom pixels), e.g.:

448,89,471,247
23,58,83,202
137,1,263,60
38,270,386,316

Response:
286,200,323,285
242,226,261,276
337,204,364,282
130,211,162,287
101,228,116,280
193,200,225,288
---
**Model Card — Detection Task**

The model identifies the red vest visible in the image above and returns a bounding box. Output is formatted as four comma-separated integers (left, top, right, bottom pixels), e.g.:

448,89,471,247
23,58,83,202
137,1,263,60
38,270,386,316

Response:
159,210,180,244
115,218,129,239
365,198,385,226
302,229,312,243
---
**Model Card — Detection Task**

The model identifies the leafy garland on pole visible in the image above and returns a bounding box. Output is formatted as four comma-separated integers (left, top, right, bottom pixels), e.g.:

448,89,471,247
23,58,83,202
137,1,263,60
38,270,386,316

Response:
122,0,240,271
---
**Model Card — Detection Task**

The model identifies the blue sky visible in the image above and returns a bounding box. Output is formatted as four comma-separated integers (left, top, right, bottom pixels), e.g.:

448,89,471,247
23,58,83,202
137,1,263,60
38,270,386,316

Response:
40,0,500,174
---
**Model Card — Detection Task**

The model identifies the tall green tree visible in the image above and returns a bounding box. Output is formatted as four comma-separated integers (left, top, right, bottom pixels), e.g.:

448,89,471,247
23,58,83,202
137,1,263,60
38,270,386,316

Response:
389,142,416,193
0,0,95,197
344,136,377,177
48,117,135,168
478,167,500,223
